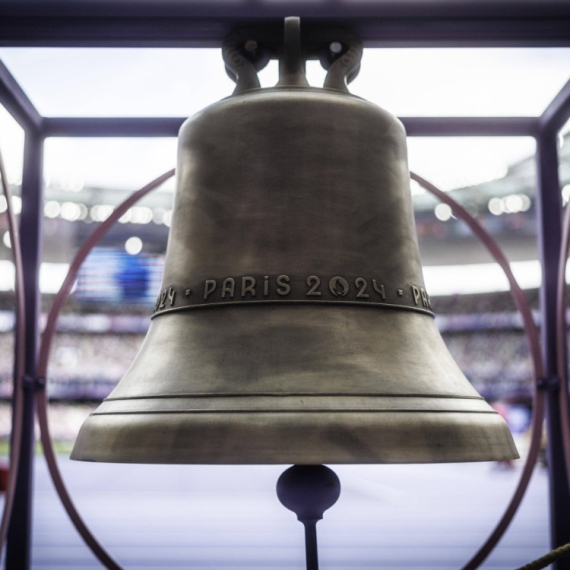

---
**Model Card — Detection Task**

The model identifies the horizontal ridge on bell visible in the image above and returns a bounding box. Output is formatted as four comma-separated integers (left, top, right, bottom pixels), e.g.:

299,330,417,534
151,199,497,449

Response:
71,18,518,466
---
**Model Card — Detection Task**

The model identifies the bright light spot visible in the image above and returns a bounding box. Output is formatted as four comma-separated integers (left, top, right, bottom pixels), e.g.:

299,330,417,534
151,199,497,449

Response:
60,201,82,221
119,207,154,225
119,209,132,224
77,204,88,220
488,197,504,216
563,185,570,205
504,194,524,214
434,203,453,221
489,193,532,215
40,262,70,293
3,231,11,249
424,259,541,296
90,204,114,222
12,196,21,214
131,206,153,224
125,236,143,255
520,195,531,211
163,210,172,227
44,200,61,218
0,261,71,293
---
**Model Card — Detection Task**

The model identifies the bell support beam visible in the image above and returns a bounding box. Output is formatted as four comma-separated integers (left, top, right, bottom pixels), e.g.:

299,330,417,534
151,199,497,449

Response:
41,117,186,138
403,117,539,137
41,116,539,138
536,97,570,565
1,1,570,47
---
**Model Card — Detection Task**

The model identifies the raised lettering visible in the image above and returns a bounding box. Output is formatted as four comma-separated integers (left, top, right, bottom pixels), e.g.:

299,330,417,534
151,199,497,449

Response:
306,275,322,296
276,275,291,296
411,285,421,305
421,288,430,309
204,280,217,300
221,278,235,299
167,287,176,306
241,276,256,297
263,276,269,297
158,290,167,309
355,278,369,298
372,280,386,300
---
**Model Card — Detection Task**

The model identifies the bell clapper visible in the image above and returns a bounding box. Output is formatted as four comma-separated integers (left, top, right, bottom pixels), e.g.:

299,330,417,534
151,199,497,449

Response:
277,465,341,570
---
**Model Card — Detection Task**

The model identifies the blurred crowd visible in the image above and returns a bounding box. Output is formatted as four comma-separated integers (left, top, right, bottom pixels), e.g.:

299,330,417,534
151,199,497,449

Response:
0,288,544,442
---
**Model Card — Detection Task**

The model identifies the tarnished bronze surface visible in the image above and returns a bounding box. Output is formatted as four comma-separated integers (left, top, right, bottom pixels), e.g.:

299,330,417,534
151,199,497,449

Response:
72,19,518,464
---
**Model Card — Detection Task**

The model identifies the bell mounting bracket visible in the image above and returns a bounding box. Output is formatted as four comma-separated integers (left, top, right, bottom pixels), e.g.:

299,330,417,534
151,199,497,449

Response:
222,16,363,94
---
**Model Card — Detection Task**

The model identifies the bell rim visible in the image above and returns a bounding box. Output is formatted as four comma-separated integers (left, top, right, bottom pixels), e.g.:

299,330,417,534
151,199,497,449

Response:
71,409,519,465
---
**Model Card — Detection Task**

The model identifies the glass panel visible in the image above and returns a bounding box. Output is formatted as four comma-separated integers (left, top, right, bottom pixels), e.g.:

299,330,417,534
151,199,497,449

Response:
0,47,568,117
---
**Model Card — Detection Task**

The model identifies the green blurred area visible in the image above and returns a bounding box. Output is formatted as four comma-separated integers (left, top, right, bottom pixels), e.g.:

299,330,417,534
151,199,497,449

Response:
0,439,75,457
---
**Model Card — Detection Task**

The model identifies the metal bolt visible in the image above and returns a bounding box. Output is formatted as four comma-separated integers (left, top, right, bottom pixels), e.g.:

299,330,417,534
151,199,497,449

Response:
330,41,343,54
244,40,258,53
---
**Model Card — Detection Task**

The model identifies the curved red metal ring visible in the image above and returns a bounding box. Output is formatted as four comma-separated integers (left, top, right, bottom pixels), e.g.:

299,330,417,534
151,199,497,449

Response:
37,168,544,570
410,172,545,570
37,169,175,570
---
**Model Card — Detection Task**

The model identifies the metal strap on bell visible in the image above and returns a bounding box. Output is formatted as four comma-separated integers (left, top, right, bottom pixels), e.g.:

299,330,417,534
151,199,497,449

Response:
72,18,518,465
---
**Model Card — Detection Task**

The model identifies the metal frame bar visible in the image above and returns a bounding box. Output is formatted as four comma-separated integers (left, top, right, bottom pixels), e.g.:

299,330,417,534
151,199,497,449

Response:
1,1,570,48
1,8,570,566
541,79,570,136
0,61,41,131
42,116,540,138
6,129,43,570
537,88,570,567
0,62,43,570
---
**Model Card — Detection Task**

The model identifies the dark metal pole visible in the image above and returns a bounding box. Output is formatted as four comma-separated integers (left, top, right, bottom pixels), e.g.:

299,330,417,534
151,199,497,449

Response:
536,129,570,568
6,130,44,569
303,521,319,570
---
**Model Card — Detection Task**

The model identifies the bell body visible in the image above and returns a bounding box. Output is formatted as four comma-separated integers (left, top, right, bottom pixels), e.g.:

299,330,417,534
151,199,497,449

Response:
72,86,518,464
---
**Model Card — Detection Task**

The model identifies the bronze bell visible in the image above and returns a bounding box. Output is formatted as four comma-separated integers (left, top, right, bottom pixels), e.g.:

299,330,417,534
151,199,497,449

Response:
71,19,518,465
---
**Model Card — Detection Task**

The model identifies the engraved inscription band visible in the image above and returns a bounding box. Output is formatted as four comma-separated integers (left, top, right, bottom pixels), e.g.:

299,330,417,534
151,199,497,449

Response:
152,274,434,318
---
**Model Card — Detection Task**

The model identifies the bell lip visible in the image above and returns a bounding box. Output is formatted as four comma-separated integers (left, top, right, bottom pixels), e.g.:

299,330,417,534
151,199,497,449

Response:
70,410,519,465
